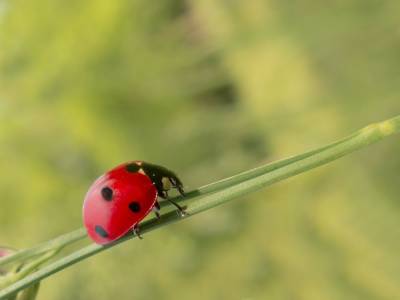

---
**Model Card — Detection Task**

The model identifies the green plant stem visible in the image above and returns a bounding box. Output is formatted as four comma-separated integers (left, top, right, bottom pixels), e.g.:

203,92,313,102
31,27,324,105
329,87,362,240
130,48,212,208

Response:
16,282,40,300
0,125,358,269
0,115,399,299
0,250,58,290
0,229,86,268
161,131,360,206
0,121,358,269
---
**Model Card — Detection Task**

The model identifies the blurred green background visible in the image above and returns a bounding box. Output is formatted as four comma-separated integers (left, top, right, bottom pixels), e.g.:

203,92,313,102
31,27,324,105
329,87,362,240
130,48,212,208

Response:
1,0,400,299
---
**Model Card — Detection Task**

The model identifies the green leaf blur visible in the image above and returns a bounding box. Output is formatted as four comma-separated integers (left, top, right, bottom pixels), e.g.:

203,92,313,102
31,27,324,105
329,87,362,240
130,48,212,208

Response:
1,1,399,299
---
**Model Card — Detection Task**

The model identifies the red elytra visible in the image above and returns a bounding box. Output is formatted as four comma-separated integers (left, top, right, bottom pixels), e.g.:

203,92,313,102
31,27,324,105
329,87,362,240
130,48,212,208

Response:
83,164,157,244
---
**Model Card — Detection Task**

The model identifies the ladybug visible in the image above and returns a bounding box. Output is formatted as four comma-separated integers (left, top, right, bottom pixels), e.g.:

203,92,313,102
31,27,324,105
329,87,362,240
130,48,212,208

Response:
83,161,186,245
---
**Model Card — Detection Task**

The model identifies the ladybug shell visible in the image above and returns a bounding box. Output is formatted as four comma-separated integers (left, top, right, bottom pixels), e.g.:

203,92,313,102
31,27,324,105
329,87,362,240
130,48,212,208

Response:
83,163,158,245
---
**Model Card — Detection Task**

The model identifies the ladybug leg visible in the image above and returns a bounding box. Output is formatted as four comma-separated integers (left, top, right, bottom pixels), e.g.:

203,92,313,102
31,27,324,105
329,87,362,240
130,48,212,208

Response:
169,177,185,196
166,198,187,217
177,186,185,197
152,202,161,219
132,225,143,239
158,190,167,199
157,184,187,216
155,201,161,210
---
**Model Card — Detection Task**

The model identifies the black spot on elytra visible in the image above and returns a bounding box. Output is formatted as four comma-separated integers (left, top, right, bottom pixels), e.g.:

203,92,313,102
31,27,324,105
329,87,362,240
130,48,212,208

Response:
126,163,140,173
95,225,108,238
129,201,141,213
101,187,113,201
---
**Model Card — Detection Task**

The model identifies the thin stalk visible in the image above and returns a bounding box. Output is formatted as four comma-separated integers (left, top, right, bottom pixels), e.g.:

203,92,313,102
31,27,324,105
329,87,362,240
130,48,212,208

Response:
163,129,359,205
0,115,399,299
0,229,85,268
0,250,58,290
0,124,357,268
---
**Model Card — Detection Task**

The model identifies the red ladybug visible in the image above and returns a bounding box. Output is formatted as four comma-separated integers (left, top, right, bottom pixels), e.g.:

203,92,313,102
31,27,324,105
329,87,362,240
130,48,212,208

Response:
83,161,185,245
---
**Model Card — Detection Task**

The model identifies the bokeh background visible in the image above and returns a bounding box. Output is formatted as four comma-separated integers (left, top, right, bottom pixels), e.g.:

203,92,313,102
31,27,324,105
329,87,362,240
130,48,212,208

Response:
1,1,400,299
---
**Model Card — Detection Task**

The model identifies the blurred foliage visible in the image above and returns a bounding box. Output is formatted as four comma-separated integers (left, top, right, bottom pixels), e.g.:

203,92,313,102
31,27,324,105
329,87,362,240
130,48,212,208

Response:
1,0,400,299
